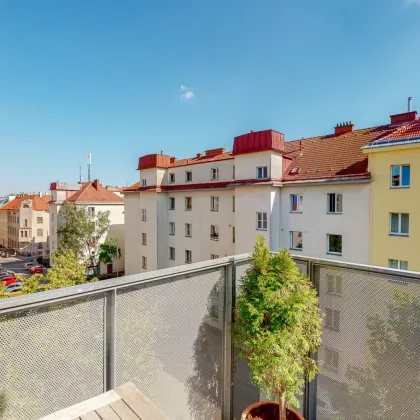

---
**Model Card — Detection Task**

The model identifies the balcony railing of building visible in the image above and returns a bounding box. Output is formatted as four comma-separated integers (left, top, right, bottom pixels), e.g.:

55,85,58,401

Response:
0,254,419,420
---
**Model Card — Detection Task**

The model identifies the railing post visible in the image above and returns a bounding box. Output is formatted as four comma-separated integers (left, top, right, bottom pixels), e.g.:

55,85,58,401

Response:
104,289,116,391
222,259,235,420
304,261,318,420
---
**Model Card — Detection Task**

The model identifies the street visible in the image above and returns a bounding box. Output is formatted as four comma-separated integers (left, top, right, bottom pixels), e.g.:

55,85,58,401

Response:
0,255,44,278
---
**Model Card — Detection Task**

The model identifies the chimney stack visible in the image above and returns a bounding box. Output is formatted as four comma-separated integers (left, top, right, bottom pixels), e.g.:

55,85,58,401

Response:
408,97,413,112
334,121,354,136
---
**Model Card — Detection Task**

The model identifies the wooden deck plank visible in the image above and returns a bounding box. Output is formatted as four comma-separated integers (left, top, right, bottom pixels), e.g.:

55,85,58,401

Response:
110,399,141,420
80,411,101,420
95,405,121,420
115,382,169,420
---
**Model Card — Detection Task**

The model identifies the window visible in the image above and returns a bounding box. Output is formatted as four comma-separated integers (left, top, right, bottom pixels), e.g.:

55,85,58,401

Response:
37,217,43,224
169,222,175,235
391,165,410,187
25,231,28,238
388,259,408,270
141,179,146,187
327,194,342,213
20,231,23,238
185,249,192,263
232,196,235,212
256,166,268,179
169,173,175,183
211,168,219,180
185,197,192,210
326,274,342,295
390,213,409,235
185,223,192,237
290,231,303,250
256,212,267,230
233,165,235,179
211,196,219,211
210,225,219,240
327,234,342,255
52,213,54,221
290,195,303,212
24,219,28,227
52,241,55,250
52,227,54,235
88,207,95,217
169,197,175,210
325,307,340,331
185,171,192,182
141,256,147,269
211,254,219,259
169,247,175,260
141,209,147,221
37,229,43,237
141,233,147,245
232,226,235,243
325,347,339,370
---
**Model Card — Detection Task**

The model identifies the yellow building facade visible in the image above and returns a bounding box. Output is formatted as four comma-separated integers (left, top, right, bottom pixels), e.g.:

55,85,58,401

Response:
363,116,420,271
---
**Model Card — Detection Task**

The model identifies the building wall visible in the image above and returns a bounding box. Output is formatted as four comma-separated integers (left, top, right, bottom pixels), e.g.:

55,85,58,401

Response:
234,150,281,180
280,183,370,264
367,144,420,271
124,194,142,275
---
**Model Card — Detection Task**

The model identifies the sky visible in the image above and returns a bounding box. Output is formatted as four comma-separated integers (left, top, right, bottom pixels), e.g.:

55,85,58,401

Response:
1,0,420,195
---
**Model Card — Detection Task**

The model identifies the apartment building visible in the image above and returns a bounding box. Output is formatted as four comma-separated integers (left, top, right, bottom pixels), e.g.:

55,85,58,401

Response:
0,195,16,248
49,180,125,274
124,118,399,275
363,110,420,271
0,193,51,254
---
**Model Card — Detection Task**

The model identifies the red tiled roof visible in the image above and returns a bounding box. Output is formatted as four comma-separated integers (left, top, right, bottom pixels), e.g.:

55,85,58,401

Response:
281,125,394,182
169,152,234,168
370,118,420,143
0,195,51,212
66,180,123,204
123,182,140,192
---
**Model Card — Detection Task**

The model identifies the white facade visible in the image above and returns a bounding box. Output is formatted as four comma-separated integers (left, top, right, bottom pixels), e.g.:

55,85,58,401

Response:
124,145,370,275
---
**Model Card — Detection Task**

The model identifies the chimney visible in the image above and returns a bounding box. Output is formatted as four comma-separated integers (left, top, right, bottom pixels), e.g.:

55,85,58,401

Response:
196,153,203,158
408,96,412,112
93,179,102,190
335,121,354,136
390,111,417,125
170,157,176,164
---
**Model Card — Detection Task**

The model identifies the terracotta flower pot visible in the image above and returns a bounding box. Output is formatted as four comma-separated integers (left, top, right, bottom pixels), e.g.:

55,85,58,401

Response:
241,400,304,420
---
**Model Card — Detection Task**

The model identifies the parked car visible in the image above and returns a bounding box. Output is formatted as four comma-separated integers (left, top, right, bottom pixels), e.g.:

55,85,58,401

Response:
0,271,15,279
29,266,43,274
24,262,34,270
0,276,18,286
5,282,22,293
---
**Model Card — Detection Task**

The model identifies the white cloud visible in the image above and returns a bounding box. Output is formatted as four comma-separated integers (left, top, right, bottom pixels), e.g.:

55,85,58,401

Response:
180,84,187,91
406,0,420,5
181,91,195,100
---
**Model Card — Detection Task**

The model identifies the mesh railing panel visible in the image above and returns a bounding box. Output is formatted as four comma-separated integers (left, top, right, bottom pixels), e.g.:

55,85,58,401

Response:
316,265,420,420
115,267,226,420
0,296,105,419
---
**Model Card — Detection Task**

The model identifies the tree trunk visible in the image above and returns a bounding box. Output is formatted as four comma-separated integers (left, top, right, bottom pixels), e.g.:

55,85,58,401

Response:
279,392,287,420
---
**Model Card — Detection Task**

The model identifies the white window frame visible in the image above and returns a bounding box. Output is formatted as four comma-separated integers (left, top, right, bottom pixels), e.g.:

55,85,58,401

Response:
210,225,219,241
327,234,342,256
169,197,175,210
211,254,219,260
88,207,95,217
211,168,219,180
327,193,343,214
185,171,192,182
289,231,303,251
141,179,146,187
141,209,147,221
325,347,339,371
169,222,175,235
185,249,192,264
211,196,219,211
290,194,303,213
390,213,409,236
325,307,340,332
185,197,192,210
256,166,268,179
141,233,147,246
388,259,408,270
169,247,175,260
141,256,147,269
326,274,342,296
256,212,267,230
185,223,192,237
169,173,175,184
37,217,43,224
390,164,410,188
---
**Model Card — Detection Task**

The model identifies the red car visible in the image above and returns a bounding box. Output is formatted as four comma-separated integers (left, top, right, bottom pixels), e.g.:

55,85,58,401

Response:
0,276,18,286
29,266,44,274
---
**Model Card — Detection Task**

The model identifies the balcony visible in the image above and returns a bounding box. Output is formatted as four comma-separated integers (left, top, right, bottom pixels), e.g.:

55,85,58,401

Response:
0,255,419,419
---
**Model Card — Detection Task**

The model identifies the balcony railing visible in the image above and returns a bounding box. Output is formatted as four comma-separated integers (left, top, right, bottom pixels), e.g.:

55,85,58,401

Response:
0,255,419,419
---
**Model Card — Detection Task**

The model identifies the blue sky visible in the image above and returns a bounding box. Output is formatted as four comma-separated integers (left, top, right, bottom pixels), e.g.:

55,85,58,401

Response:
1,0,420,195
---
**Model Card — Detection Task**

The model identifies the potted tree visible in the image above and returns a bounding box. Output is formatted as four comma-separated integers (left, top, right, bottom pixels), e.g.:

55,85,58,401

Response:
234,236,322,420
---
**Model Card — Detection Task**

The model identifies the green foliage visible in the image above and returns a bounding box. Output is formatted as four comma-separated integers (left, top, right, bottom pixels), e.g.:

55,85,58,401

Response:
98,237,121,266
21,249,96,295
0,284,8,299
336,289,420,419
57,202,110,265
234,236,322,415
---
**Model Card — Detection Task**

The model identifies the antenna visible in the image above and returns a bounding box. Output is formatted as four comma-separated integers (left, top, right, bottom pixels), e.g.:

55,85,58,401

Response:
87,153,92,182
78,165,83,184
